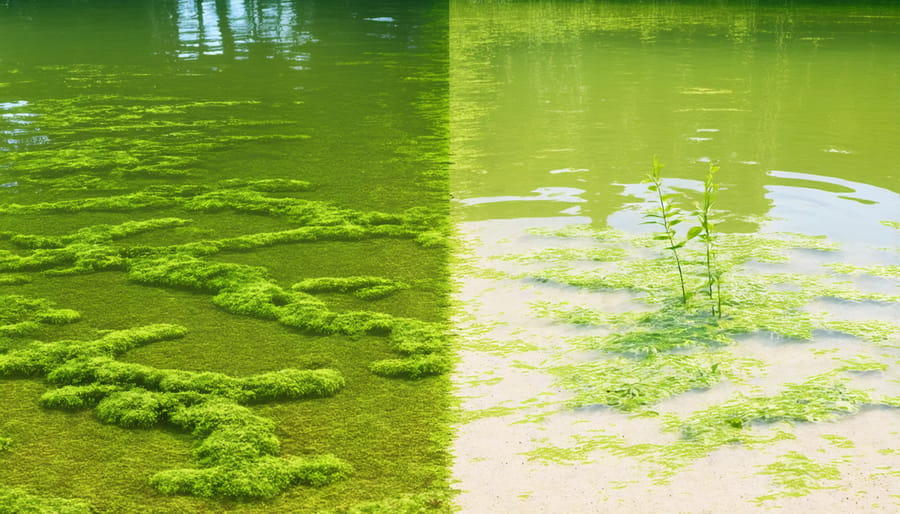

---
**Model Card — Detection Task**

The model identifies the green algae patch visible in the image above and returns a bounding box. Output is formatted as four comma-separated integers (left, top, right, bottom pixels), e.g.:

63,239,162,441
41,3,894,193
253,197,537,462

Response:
0,485,95,514
827,263,900,280
552,352,730,411
667,374,871,445
0,315,351,500
754,452,842,503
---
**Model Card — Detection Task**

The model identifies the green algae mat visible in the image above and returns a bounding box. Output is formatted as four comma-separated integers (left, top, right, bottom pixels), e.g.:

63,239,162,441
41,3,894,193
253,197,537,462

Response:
0,1,453,512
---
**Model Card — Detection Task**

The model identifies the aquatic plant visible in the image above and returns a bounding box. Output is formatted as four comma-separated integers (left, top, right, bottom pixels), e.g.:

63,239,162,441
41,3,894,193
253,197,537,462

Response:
643,156,693,303
692,160,723,317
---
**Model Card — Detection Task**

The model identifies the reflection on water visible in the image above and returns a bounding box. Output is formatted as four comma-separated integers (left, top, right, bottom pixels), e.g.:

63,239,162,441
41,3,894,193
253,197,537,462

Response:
452,1,900,237
765,171,900,246
175,0,315,61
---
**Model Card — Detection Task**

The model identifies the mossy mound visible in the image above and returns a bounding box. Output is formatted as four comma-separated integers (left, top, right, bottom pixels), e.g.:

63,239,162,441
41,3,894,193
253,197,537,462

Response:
0,485,94,514
0,308,351,500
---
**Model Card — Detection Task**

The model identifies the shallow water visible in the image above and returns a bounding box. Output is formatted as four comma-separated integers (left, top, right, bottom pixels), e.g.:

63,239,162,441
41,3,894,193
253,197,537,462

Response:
451,1,900,511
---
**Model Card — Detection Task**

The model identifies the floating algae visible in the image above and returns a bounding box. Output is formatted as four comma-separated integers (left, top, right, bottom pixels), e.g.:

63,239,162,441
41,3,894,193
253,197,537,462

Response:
0,301,351,499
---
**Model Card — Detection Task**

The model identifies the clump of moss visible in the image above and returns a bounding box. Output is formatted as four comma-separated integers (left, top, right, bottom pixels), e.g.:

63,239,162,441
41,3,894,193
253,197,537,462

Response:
0,295,81,339
0,324,186,377
96,389,176,428
8,218,190,249
39,384,123,410
149,454,352,499
217,178,312,192
1,314,350,499
370,354,452,379
148,399,351,499
0,485,94,514
46,357,345,404
0,192,177,215
292,276,410,300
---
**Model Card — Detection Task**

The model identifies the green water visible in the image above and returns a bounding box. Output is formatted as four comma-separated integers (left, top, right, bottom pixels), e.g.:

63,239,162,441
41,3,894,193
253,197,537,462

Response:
452,1,900,245
0,1,450,512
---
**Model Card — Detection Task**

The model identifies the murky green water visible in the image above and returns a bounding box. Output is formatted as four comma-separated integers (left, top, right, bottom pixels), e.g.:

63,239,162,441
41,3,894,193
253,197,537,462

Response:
0,1,450,512
451,1,899,511
453,1,899,243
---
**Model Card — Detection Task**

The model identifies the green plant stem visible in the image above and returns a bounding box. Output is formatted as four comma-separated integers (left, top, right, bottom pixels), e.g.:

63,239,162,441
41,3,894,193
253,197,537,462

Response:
656,190,688,303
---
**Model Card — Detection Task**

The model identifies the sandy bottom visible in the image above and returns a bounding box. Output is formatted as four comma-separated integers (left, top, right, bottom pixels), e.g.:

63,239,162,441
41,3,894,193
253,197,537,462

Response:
450,218,900,513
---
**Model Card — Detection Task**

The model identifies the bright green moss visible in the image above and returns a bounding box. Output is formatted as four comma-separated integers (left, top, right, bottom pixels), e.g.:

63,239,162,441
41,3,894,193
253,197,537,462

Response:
0,274,31,285
1,314,350,499
39,384,123,410
0,192,177,215
0,324,186,377
46,357,345,403
149,455,352,500
0,485,94,514
325,490,454,513
370,354,452,379
96,389,176,428
217,178,312,192
292,276,410,300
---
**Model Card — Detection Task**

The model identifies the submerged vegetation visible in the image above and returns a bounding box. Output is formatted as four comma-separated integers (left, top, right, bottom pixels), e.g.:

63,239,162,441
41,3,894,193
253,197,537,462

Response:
460,157,900,496
0,313,351,499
